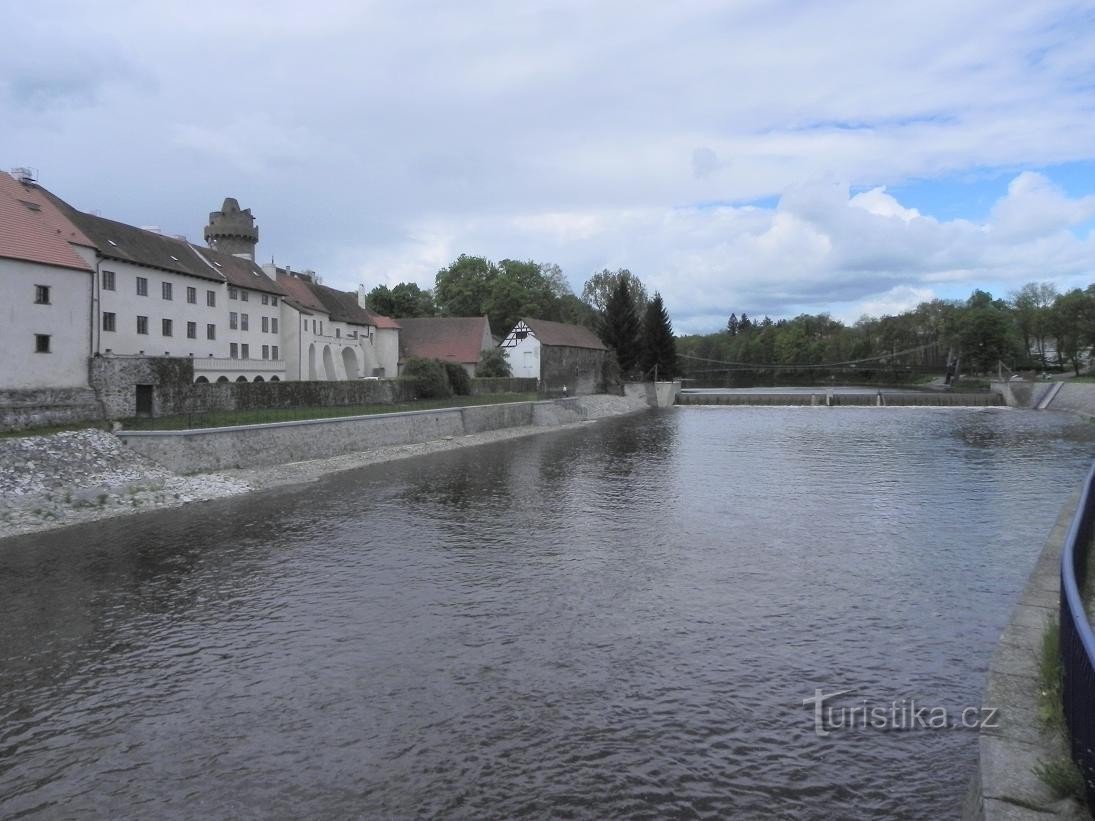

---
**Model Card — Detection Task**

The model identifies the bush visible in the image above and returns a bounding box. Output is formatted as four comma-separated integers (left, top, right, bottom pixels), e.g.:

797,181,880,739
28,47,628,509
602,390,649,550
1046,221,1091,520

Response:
402,357,452,399
476,347,512,378
442,362,471,395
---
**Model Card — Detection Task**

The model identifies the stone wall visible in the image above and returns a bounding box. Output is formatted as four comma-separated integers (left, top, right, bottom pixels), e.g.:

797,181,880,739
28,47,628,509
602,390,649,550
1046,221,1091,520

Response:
468,377,538,396
0,388,103,431
89,356,195,419
540,346,605,395
118,391,655,473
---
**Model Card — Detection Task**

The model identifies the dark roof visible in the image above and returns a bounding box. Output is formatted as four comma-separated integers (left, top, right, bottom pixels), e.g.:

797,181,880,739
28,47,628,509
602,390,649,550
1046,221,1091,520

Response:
521,317,607,350
191,245,282,295
398,316,491,364
312,283,381,327
39,188,224,282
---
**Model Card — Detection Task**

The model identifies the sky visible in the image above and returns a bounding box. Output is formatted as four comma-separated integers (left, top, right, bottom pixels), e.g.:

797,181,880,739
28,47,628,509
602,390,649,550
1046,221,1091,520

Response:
4,1,1095,334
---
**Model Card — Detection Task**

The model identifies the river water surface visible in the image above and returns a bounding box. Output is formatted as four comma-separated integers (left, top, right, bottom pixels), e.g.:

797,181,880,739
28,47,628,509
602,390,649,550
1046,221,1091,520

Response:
2,407,1094,819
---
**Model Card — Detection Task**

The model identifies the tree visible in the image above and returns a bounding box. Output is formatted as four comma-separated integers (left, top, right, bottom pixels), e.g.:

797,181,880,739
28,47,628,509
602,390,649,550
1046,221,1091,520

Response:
434,255,498,318
640,293,678,379
366,282,436,318
726,313,739,336
1050,289,1095,375
476,347,512,377
581,269,649,316
600,276,642,375
952,290,1019,373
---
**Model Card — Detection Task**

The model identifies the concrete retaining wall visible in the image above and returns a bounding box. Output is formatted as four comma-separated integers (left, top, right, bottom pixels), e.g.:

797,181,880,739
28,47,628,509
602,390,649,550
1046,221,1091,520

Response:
991,380,1058,410
961,495,1083,820
118,391,653,473
1043,383,1095,419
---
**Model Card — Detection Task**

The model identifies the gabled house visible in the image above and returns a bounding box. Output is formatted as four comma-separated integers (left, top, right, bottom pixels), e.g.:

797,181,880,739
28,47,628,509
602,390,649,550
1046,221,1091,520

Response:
500,318,607,394
396,316,493,377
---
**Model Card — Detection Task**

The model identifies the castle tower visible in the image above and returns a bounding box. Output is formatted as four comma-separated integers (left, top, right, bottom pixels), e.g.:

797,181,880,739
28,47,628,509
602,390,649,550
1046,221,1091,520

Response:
204,197,259,260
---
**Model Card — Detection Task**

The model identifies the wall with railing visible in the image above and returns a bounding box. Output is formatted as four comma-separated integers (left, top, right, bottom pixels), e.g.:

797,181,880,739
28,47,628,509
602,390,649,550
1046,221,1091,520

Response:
1060,462,1095,807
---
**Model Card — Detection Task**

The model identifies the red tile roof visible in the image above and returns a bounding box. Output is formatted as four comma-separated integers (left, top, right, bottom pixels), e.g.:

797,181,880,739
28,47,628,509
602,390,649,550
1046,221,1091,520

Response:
0,173,92,271
398,316,491,364
521,317,606,350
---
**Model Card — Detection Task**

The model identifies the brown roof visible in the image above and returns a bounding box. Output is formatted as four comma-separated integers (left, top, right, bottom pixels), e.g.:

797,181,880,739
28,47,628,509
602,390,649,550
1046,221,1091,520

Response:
0,173,93,271
275,272,328,314
521,317,607,350
311,283,380,327
398,316,491,364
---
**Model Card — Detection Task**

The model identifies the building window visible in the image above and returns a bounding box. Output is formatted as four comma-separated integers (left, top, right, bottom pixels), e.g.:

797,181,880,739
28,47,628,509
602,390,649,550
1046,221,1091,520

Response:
271,296,277,307
207,290,216,307
241,343,249,359
271,317,278,334
272,345,279,360
230,342,238,358
229,312,238,330
261,294,269,305
103,312,116,332
229,287,238,300
262,316,269,333
34,285,50,304
137,315,148,335
261,344,269,359
241,314,249,331
162,282,173,300
186,321,197,339
319,321,323,336
336,327,341,338
240,291,248,302
136,277,148,296
162,318,173,337
187,286,197,304
34,334,50,353
102,270,116,290
207,323,216,340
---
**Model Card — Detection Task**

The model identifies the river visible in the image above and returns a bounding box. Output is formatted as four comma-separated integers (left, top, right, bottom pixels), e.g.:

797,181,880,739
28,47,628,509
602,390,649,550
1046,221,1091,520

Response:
1,407,1094,819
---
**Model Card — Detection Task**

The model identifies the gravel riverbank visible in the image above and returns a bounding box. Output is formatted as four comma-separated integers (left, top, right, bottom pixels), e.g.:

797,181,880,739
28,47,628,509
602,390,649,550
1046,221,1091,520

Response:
0,420,602,542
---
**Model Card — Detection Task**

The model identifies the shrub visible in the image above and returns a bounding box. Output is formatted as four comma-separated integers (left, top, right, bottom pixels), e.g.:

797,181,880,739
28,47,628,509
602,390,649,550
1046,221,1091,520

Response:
442,362,472,395
402,357,452,399
476,347,512,378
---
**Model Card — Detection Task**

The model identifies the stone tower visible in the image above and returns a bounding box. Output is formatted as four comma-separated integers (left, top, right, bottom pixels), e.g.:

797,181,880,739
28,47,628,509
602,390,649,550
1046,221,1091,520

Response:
204,197,259,260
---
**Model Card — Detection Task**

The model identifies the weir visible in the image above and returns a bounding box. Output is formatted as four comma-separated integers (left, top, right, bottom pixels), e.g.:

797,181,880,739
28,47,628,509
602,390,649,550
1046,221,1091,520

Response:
676,391,1004,407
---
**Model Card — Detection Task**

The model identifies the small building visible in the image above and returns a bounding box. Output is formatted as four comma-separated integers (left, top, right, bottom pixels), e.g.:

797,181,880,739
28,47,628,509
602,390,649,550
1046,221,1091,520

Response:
500,318,607,394
397,316,493,377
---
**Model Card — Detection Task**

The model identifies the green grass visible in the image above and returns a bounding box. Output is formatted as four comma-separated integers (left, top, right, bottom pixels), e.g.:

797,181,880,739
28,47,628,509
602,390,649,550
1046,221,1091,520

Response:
1033,757,1087,803
1037,617,1064,730
121,393,541,431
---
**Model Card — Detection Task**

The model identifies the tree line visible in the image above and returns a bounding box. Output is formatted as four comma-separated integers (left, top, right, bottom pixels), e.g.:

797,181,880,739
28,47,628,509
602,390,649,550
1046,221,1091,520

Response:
678,282,1095,380
367,256,679,379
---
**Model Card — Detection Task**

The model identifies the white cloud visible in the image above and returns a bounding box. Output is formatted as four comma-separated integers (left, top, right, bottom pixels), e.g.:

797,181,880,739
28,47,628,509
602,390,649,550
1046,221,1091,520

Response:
3,1,1095,332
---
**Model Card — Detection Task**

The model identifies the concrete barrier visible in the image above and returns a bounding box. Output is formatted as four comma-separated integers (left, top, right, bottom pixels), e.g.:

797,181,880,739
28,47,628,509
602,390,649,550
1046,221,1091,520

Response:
1042,383,1095,419
117,393,652,473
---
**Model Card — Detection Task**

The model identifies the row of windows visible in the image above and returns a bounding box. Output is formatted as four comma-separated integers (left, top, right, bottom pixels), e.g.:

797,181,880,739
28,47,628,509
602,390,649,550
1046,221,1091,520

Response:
228,343,280,360
102,312,216,340
228,286,278,307
227,312,279,333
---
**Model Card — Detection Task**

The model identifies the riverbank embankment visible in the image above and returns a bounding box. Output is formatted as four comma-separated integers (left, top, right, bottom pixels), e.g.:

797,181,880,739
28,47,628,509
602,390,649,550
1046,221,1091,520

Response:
993,381,1095,417
0,391,653,542
962,495,1087,820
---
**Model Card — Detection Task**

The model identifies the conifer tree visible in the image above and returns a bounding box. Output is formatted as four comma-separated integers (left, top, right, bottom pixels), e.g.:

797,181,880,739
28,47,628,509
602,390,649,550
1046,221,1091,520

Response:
600,277,641,375
640,292,678,379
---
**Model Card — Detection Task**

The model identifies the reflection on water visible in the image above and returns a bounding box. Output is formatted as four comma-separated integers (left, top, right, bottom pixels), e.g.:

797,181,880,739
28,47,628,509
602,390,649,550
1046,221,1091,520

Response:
1,408,1093,819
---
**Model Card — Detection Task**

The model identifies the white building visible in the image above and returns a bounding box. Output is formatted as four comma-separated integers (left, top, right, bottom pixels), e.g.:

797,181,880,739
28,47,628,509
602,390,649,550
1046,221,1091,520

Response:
270,267,400,380
0,172,94,389
500,317,607,393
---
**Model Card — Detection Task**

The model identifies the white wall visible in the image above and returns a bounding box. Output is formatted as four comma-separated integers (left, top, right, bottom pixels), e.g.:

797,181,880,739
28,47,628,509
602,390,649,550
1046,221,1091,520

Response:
501,322,541,379
95,259,224,359
224,285,284,370
0,258,92,388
